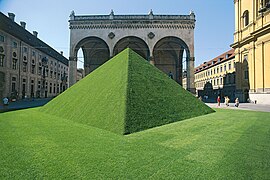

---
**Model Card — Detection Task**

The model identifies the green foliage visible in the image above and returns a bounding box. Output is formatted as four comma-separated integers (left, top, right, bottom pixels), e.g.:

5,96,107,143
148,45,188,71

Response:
42,48,213,134
0,108,270,179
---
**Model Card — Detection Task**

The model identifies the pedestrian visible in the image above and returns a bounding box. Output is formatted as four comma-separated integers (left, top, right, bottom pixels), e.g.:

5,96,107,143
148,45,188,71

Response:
3,97,9,106
225,96,230,107
235,98,239,107
168,71,173,79
217,96,221,107
199,96,202,101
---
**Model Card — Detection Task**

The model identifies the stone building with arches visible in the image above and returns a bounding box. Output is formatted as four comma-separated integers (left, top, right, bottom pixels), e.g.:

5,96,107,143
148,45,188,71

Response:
68,10,196,93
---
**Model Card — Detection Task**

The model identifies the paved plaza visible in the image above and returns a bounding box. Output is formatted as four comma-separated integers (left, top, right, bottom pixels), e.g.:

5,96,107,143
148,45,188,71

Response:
1,97,269,113
206,102,270,112
0,98,52,112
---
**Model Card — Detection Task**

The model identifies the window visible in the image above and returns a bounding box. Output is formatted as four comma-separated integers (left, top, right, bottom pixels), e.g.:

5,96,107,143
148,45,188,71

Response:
38,67,42,75
220,66,223,72
23,47,28,53
11,82,16,92
217,78,219,85
49,83,52,93
229,63,231,70
0,35,4,42
0,54,4,67
243,55,249,80
12,59,17,70
224,64,227,72
23,62,27,72
217,67,219,73
13,42,18,48
31,65,35,74
11,77,16,92
32,51,36,56
38,81,41,89
243,10,249,27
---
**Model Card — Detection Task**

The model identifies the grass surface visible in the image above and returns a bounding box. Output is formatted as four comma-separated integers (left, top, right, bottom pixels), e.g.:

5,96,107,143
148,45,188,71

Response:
42,49,129,134
125,49,214,134
0,108,270,179
42,48,213,134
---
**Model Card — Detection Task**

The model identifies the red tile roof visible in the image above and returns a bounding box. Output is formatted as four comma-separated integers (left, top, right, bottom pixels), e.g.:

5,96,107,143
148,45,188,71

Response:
195,49,235,73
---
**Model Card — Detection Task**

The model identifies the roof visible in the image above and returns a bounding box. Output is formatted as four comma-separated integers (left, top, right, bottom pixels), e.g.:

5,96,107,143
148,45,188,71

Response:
0,12,68,66
195,49,235,74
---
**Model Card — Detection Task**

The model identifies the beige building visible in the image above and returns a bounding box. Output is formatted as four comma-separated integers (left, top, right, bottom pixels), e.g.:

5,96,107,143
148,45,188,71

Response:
76,68,84,82
194,49,236,102
0,12,68,100
231,0,270,104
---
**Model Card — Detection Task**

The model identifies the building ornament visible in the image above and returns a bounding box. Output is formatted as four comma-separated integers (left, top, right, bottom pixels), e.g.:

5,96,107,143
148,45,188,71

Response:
148,32,155,39
108,32,115,39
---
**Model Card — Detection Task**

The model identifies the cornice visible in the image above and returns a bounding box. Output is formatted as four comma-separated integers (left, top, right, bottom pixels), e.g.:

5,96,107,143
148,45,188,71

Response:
69,21,195,30
72,14,193,21
69,13,195,30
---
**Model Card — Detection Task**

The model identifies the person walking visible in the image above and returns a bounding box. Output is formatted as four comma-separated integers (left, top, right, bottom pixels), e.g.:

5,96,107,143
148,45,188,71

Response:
3,97,9,107
235,98,239,107
168,71,173,79
225,96,230,107
217,96,221,107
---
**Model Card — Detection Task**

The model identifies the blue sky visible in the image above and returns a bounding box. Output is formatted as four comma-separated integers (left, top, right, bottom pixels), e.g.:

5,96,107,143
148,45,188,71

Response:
0,0,234,68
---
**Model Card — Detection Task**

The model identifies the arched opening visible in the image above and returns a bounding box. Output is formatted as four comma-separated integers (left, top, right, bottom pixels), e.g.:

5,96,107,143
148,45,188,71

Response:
243,56,250,102
113,36,150,59
243,10,249,27
74,37,110,76
153,36,190,85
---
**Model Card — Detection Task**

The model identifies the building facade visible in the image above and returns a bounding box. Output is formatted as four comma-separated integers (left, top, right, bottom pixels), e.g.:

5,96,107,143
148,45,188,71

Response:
69,10,196,93
231,0,270,104
0,12,68,100
76,68,84,82
194,49,236,102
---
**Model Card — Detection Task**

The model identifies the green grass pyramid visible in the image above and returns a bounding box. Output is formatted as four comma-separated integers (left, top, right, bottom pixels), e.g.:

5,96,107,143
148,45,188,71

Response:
42,48,214,134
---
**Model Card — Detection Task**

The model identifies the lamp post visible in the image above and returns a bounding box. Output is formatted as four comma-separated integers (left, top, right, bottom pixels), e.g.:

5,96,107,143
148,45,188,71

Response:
41,57,48,98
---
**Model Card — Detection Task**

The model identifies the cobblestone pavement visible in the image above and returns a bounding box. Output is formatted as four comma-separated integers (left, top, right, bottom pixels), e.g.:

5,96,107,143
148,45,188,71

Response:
0,98,52,112
206,102,270,112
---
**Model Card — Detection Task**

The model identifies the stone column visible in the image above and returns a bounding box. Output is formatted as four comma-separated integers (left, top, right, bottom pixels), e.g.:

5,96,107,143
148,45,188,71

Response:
187,57,195,94
68,56,77,87
149,56,155,65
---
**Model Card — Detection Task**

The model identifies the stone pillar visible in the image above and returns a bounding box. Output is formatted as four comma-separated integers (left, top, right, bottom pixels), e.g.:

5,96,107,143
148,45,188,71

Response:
187,57,195,94
149,56,155,65
68,56,77,87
